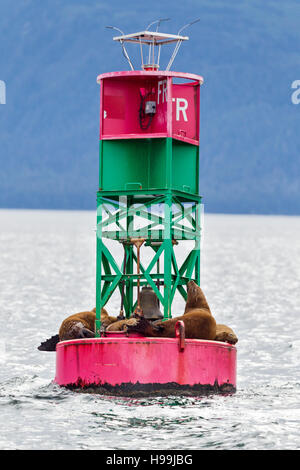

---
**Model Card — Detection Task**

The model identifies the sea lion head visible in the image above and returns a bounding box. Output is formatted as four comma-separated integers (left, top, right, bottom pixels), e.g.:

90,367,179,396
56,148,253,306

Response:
186,280,202,306
185,280,211,313
187,280,198,295
67,321,95,339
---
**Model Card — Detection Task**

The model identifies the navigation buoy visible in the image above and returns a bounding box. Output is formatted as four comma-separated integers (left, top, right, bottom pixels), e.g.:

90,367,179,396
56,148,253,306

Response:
55,22,237,395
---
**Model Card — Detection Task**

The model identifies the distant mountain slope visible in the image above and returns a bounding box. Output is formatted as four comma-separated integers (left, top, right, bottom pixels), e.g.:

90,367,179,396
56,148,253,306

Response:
0,0,300,214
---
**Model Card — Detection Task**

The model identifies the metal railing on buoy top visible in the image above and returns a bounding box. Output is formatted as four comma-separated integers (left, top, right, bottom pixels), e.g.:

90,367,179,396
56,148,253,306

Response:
106,18,200,72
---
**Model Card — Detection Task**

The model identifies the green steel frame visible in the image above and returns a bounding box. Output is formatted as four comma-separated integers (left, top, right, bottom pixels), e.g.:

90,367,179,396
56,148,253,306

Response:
95,188,202,337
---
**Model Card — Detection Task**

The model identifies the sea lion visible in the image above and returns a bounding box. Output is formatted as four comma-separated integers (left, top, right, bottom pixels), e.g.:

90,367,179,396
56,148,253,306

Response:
106,317,139,332
38,307,118,351
127,281,238,344
185,283,238,344
126,310,216,339
58,309,98,341
127,281,217,340
215,324,238,345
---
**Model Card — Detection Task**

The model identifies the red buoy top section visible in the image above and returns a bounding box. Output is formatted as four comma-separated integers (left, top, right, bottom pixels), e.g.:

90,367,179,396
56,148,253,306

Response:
97,70,204,145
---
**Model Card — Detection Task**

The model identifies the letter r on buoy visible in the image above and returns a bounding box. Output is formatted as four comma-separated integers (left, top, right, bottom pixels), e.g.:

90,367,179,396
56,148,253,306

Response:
176,98,188,121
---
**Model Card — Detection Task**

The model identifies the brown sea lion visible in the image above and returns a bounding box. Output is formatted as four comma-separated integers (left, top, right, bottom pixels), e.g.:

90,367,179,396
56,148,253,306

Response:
215,324,238,345
126,310,216,339
38,307,118,351
127,281,238,344
106,317,139,332
184,281,238,344
58,309,97,341
127,281,217,340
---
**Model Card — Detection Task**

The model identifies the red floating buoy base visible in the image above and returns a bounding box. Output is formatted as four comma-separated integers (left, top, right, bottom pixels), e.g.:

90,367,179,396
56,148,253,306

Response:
55,333,237,397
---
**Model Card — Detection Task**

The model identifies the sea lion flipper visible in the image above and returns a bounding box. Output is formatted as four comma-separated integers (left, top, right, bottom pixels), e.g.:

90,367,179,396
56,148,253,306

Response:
79,327,95,338
152,323,164,332
126,317,164,336
38,334,60,351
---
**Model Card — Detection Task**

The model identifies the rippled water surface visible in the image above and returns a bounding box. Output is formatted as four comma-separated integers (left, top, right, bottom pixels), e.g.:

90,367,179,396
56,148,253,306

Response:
0,209,300,450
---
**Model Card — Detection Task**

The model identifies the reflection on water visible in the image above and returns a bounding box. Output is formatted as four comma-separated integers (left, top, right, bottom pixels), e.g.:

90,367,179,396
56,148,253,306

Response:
0,210,300,449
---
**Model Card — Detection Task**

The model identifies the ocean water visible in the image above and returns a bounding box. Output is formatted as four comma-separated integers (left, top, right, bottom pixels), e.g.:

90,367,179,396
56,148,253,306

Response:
0,209,299,450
